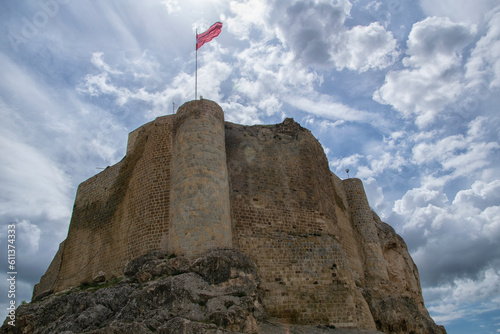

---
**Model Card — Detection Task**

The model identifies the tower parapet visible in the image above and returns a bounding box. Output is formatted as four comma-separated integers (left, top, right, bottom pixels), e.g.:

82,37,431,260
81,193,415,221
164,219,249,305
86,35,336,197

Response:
168,99,232,258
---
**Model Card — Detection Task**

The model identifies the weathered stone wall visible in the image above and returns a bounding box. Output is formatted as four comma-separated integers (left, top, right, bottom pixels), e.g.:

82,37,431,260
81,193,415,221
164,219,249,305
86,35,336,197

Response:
343,178,389,282
53,158,126,291
122,115,174,260
32,240,65,298
46,115,175,294
225,120,375,329
168,100,232,258
36,100,233,296
329,173,365,285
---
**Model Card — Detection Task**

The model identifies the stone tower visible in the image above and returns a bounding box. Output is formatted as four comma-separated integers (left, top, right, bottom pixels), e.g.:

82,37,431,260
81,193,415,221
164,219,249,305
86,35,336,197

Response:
168,100,232,258
343,178,389,281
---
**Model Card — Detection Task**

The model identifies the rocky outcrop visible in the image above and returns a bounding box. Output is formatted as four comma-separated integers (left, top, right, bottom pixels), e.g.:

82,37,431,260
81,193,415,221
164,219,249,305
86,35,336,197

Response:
3,246,444,334
2,249,265,334
1,247,434,334
361,213,447,334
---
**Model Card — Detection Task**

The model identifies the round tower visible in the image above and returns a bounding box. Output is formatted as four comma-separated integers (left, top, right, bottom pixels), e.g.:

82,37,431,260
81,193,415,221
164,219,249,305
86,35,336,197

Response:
168,99,232,259
343,178,388,281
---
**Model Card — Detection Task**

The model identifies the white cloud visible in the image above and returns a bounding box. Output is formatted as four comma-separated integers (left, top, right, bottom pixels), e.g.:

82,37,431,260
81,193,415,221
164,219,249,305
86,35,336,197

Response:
287,93,384,126
412,117,500,179
271,0,352,65
220,97,261,125
258,94,282,116
0,56,77,222
420,0,498,24
161,0,181,14
356,150,406,179
226,0,398,72
330,153,364,171
78,72,124,99
404,17,476,66
91,52,123,75
235,42,321,95
390,116,500,297
426,267,500,324
465,6,500,91
363,177,386,212
316,119,345,131
395,174,500,293
17,220,42,254
394,186,448,217
80,51,165,100
428,303,466,324
374,17,477,127
196,51,233,100
329,128,409,192
225,0,271,40
333,22,399,72
189,1,400,124
78,50,232,118
453,180,500,209
0,134,72,221
0,51,125,240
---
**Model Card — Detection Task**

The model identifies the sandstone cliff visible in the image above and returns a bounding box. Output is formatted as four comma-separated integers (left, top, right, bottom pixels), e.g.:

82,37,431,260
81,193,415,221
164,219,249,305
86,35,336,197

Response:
11,100,445,333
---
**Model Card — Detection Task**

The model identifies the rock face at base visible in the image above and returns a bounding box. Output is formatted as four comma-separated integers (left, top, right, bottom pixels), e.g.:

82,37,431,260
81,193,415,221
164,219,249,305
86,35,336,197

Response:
24,99,445,333
362,214,446,334
3,250,265,334
1,249,441,334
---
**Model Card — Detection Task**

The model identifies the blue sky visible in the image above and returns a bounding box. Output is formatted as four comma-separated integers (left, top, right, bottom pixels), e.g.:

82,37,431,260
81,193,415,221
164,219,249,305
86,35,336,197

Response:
1,0,499,333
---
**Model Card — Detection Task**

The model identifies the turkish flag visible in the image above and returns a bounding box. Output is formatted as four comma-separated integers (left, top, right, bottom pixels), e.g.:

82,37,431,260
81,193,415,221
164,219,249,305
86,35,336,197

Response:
196,22,223,50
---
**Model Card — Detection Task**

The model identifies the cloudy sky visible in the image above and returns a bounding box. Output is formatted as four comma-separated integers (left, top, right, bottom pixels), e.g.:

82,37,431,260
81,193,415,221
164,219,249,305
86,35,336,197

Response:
1,0,499,332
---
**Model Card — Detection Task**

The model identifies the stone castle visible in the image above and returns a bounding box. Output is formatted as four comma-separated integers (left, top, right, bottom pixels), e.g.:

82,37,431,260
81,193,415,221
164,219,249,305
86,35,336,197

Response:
33,99,445,333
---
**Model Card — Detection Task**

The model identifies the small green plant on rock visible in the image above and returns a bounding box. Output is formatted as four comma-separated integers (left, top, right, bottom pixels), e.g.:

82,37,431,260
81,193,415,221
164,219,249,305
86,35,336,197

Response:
78,277,123,292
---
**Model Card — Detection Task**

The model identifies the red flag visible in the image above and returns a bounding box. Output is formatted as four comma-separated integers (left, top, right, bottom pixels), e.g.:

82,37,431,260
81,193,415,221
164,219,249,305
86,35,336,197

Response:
196,22,223,50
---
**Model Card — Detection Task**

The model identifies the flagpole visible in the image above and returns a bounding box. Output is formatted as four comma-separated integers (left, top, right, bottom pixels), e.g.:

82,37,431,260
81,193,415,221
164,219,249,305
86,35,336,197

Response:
194,22,222,100
195,29,198,100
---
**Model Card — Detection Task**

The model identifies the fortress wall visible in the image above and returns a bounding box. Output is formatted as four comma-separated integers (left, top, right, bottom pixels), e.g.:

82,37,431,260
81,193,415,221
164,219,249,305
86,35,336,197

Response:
168,100,232,259
32,240,65,298
51,115,175,293
126,121,144,154
226,121,375,328
54,158,127,291
343,178,388,281
226,121,338,239
238,233,375,329
123,115,175,259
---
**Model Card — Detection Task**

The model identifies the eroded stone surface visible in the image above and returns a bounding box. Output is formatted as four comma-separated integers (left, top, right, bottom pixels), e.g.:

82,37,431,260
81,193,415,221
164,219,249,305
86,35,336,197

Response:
1,249,264,334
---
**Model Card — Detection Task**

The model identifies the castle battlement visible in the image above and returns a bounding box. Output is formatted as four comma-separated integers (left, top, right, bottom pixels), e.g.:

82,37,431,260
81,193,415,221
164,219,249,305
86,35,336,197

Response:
32,99,443,333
